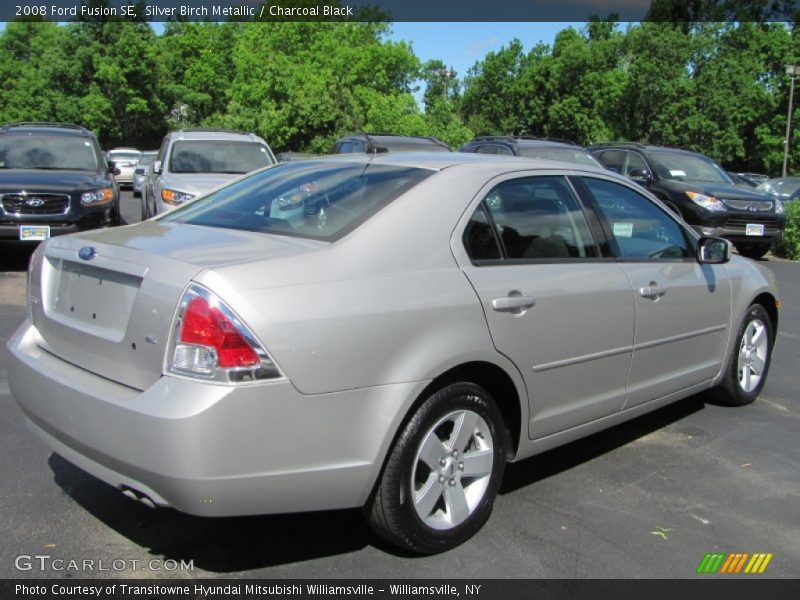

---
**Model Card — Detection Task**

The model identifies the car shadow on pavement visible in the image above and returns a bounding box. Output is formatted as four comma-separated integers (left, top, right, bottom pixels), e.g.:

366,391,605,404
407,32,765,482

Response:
48,454,377,572
500,395,705,495
47,394,709,571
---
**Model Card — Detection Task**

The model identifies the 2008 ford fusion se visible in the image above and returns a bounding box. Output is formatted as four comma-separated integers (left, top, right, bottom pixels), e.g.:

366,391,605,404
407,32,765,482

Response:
8,153,779,554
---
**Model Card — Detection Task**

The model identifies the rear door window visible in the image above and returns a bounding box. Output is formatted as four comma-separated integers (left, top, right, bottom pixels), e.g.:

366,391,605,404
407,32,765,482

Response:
469,176,598,261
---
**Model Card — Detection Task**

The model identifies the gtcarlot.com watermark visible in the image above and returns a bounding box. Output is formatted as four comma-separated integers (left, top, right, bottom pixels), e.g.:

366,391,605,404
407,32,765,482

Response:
15,554,194,573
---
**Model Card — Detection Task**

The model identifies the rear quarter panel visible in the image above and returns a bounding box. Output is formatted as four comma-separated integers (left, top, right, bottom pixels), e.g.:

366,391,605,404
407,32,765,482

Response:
194,164,521,395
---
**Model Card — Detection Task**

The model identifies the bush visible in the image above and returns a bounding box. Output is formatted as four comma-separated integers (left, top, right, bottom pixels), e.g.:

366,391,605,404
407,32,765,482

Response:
772,200,800,260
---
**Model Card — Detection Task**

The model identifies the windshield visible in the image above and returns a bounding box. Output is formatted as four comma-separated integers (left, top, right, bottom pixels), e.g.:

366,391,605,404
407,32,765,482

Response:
518,147,602,167
0,135,99,171
138,152,157,166
161,161,432,241
169,140,272,174
109,151,140,159
649,151,732,184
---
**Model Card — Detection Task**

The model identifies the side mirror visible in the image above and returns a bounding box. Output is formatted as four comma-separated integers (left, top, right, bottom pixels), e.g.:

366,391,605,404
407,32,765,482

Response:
152,160,162,174
698,236,731,264
628,168,652,186
107,160,117,174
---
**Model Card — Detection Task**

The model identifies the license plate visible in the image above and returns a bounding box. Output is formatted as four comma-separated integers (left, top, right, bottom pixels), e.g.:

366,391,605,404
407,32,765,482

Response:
745,223,765,236
19,225,50,241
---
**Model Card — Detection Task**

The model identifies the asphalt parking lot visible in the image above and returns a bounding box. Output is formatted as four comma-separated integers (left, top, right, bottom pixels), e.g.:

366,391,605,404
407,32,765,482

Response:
0,190,798,579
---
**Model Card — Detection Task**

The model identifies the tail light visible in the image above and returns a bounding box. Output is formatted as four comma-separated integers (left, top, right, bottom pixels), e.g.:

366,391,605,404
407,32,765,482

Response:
167,284,282,383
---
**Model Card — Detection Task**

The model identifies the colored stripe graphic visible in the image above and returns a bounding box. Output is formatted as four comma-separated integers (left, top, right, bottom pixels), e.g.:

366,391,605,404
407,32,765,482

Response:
697,553,773,574
697,553,726,573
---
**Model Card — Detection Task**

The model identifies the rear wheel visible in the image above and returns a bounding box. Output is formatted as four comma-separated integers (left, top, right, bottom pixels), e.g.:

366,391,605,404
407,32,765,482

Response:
735,241,771,260
711,303,773,406
366,382,506,554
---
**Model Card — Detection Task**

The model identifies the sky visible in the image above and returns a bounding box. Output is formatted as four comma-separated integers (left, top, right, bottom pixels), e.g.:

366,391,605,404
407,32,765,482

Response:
387,22,572,83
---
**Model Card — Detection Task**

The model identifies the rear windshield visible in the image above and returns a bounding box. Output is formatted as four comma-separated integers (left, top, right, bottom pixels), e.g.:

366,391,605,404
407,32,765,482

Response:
161,161,433,241
138,153,157,165
518,147,602,167
0,135,99,171
109,151,141,161
169,140,272,174
378,142,450,153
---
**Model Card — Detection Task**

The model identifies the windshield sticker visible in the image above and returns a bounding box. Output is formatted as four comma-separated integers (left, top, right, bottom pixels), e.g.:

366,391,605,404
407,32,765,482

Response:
613,222,634,237
669,169,687,177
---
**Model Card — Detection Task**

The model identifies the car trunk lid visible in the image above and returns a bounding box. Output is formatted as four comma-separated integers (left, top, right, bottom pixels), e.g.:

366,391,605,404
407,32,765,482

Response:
30,222,325,390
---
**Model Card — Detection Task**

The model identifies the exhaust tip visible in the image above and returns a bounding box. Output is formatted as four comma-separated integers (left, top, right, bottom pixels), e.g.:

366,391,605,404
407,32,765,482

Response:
119,485,158,509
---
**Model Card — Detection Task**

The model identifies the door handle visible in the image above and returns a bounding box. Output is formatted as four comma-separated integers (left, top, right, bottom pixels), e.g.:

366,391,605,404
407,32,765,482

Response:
492,295,536,312
639,283,667,300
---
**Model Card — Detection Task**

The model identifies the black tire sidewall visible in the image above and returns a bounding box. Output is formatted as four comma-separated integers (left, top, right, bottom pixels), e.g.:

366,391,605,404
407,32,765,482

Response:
383,382,506,554
722,304,773,406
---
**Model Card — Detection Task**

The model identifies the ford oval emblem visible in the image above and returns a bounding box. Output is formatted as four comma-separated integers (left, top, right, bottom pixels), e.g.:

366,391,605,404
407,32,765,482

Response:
78,246,97,261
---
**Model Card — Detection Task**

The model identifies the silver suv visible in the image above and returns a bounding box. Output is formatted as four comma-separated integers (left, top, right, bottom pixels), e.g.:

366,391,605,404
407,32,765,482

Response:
142,128,276,218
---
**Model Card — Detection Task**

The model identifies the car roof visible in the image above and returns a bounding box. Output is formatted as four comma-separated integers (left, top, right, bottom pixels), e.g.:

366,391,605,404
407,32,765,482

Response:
0,122,93,138
338,133,450,149
466,136,583,149
589,142,706,157
168,128,265,142
294,151,610,175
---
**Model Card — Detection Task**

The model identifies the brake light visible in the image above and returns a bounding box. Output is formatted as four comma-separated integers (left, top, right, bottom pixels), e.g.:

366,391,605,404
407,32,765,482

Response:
180,297,260,368
168,284,282,382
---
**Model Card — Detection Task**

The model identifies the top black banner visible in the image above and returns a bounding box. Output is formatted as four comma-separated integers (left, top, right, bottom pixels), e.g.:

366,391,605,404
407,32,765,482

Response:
3,0,799,23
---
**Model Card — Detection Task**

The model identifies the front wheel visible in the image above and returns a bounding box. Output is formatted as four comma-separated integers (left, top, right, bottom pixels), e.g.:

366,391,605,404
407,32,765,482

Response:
365,382,506,554
735,241,771,260
710,304,773,406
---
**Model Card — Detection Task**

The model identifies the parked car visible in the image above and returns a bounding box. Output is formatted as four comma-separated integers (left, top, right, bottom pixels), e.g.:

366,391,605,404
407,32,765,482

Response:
459,136,603,167
727,172,760,188
590,143,785,260
276,151,315,162
741,172,769,185
143,128,276,219
331,132,451,154
8,153,778,554
107,148,141,188
756,177,800,204
132,151,157,198
0,122,120,243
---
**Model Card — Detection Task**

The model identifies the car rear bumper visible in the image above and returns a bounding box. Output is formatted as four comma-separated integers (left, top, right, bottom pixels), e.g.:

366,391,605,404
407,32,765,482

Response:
7,320,422,517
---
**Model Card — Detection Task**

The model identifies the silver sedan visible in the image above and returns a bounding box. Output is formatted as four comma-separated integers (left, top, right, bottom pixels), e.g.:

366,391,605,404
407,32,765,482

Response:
7,154,779,554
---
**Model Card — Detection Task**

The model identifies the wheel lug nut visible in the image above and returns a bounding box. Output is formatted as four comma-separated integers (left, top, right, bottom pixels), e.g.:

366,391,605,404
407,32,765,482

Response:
448,479,456,486
458,462,464,471
439,458,447,467
438,475,445,483
452,451,458,458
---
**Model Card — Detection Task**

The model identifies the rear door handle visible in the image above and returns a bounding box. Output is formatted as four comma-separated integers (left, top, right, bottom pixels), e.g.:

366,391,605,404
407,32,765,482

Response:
639,284,667,300
492,296,536,312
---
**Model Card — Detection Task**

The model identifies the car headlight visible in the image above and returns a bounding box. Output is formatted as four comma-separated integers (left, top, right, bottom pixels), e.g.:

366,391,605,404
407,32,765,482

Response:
775,199,785,214
686,191,726,212
161,189,195,206
80,188,114,206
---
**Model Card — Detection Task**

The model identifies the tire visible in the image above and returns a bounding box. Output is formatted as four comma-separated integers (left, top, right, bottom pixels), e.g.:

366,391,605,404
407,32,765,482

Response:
735,241,771,260
365,382,506,554
710,303,773,406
